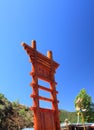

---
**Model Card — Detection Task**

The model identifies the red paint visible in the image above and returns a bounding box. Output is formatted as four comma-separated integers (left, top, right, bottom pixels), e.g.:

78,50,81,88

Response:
22,40,60,130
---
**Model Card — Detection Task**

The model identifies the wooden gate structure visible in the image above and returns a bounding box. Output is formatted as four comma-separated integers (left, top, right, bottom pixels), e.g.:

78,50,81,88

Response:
22,40,60,130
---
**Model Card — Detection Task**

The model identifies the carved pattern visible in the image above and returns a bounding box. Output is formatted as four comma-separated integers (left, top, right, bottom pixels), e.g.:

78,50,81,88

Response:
37,65,50,80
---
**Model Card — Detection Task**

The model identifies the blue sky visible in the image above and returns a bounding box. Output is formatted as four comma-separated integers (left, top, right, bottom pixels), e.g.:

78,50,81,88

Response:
0,0,94,111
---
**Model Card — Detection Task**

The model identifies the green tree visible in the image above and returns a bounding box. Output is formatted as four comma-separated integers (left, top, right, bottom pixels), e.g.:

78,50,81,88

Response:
74,88,94,122
12,100,19,108
0,93,4,99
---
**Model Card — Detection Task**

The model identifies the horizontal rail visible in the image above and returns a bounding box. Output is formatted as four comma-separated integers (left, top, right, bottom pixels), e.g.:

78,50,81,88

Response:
38,85,58,94
30,94,59,103
39,85,52,92
39,96,53,102
39,96,59,103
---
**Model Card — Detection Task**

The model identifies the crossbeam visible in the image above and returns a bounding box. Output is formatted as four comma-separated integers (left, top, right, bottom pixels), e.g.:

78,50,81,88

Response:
38,85,58,94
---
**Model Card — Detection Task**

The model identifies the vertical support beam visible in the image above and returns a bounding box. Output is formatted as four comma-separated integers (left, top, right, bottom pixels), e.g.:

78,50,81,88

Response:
31,40,36,49
47,50,53,59
30,40,41,130
50,81,60,130
47,51,60,130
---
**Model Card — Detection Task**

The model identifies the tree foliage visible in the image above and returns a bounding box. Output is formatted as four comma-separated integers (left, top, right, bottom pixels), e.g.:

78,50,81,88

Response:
74,88,94,122
60,110,77,123
0,93,33,129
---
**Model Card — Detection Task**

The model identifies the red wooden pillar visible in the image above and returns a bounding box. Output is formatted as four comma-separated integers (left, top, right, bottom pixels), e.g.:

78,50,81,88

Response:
47,51,60,130
30,40,41,130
